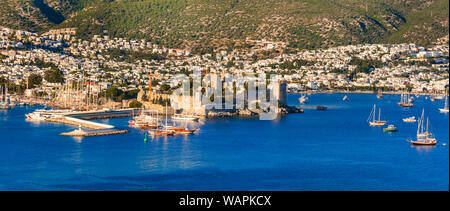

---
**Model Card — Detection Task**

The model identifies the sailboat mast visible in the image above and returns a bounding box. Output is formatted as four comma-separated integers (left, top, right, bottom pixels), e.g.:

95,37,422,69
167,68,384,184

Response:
417,116,421,135
156,107,159,128
5,84,8,104
373,105,376,122
445,96,448,109
420,109,425,134
378,108,381,121
165,102,168,128
1,85,3,104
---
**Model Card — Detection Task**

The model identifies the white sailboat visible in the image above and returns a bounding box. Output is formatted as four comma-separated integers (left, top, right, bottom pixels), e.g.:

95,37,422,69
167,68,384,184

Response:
439,96,449,113
342,95,348,101
398,92,414,107
298,93,309,104
367,104,387,126
408,109,437,145
0,84,12,109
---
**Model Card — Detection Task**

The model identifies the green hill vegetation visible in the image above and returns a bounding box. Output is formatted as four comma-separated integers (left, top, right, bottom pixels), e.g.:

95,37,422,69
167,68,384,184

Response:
1,0,448,52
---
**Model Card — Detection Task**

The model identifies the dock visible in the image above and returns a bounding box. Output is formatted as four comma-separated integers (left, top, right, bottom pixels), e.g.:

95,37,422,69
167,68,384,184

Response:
39,109,136,137
60,128,129,137
66,109,138,120
47,116,114,130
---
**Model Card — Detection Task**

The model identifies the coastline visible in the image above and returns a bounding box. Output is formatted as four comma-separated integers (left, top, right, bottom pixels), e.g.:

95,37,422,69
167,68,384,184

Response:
288,90,449,96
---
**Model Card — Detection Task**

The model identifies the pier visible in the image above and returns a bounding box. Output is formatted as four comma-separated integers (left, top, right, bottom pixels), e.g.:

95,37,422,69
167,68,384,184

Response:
47,116,114,130
40,109,136,137
66,109,138,120
60,128,129,137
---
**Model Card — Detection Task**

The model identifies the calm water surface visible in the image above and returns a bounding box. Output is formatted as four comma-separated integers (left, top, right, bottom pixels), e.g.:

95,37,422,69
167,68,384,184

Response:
0,93,448,190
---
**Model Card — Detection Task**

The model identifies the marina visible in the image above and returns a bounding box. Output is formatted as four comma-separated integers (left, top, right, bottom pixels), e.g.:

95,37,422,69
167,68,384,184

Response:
0,93,448,190
25,108,136,136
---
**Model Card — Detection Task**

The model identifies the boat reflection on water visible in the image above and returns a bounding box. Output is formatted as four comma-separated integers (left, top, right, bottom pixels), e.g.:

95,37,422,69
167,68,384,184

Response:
71,136,84,143
410,145,437,154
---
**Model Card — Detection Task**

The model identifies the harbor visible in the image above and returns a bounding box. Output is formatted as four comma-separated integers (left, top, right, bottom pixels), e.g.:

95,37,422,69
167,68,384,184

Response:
1,93,448,190
25,109,136,136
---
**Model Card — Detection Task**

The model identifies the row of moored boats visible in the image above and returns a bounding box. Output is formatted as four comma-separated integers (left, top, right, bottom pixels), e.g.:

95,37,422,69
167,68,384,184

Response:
129,107,201,136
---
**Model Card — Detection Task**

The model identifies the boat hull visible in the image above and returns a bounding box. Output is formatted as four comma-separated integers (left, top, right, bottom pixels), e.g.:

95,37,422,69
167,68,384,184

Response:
369,121,387,126
398,103,414,107
150,131,175,136
409,141,437,146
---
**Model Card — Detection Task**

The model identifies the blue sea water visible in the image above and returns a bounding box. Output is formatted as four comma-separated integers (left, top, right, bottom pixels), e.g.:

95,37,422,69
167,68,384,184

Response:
0,93,448,191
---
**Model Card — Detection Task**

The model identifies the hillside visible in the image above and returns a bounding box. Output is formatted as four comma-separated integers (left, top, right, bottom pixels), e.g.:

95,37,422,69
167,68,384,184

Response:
1,0,448,52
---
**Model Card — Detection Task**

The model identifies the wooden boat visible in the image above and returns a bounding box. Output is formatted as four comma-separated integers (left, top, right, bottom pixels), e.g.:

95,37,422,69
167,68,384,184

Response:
408,109,437,146
169,127,197,135
150,130,175,136
367,104,387,126
398,93,414,107
167,112,198,135
136,124,158,129
150,102,176,136
409,140,437,145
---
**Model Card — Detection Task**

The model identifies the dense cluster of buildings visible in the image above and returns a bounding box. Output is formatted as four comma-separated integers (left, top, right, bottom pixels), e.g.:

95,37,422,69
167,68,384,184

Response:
0,27,448,110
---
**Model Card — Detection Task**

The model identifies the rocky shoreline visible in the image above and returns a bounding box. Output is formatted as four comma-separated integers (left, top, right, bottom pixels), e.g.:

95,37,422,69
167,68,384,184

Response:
206,106,304,118
289,90,448,96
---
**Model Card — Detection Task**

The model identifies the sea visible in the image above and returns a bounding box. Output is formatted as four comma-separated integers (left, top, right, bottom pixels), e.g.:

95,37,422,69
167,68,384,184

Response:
0,93,448,191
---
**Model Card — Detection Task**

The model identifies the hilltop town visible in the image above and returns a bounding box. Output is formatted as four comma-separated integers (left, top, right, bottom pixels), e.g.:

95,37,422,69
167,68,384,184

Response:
0,27,449,112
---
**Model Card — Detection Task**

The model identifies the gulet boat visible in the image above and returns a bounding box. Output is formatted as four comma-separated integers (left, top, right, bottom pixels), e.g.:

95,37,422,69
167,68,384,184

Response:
408,109,437,146
367,104,387,126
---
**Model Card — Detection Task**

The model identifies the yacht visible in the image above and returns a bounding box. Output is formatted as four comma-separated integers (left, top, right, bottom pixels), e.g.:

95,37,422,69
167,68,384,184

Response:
367,104,387,126
172,113,200,121
439,96,449,113
383,125,398,132
298,94,309,104
342,95,348,101
408,109,437,145
403,116,417,123
25,109,51,121
398,93,414,107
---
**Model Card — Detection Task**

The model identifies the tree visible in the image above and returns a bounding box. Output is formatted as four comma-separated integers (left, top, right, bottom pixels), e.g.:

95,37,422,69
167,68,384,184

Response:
105,86,123,101
129,100,143,108
28,74,43,88
44,68,65,84
160,84,171,92
0,76,8,84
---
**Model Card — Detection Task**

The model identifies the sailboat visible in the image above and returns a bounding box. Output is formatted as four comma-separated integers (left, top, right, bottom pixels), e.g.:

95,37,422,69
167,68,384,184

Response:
367,104,387,126
167,113,198,135
342,95,349,101
150,103,175,136
408,109,437,145
0,84,12,110
129,108,158,129
298,93,309,104
376,93,383,99
439,96,449,113
398,92,414,107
